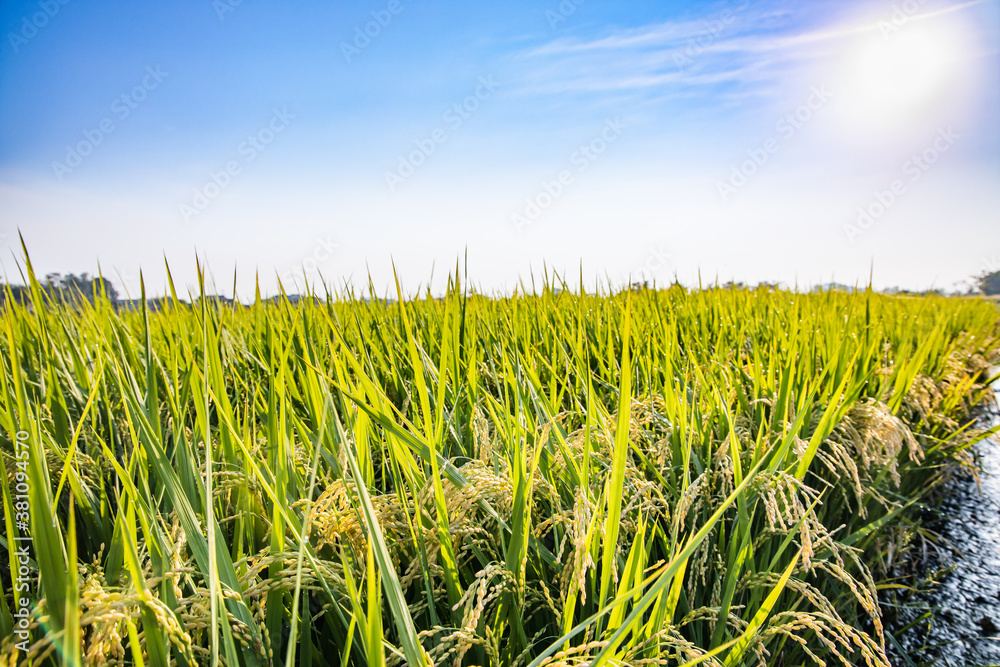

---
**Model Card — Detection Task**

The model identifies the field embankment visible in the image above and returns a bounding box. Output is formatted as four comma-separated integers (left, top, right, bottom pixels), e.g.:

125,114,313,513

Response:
1,267,999,667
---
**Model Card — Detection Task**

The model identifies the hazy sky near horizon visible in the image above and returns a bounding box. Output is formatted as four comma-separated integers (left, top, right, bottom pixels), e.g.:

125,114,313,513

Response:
0,0,997,298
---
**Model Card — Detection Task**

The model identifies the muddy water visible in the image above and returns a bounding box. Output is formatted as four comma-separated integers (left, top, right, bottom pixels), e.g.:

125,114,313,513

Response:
890,371,1000,666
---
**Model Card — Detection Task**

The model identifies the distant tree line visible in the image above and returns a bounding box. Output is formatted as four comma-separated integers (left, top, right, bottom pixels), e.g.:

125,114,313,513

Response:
45,272,120,302
0,272,235,310
1,269,998,307
0,272,119,307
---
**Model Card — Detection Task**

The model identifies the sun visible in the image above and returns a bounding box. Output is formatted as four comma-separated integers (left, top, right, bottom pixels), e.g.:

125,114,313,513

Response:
851,28,955,108
835,15,971,140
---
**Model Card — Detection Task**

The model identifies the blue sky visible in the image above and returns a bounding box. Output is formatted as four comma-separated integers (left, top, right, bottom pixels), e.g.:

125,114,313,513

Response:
0,0,997,297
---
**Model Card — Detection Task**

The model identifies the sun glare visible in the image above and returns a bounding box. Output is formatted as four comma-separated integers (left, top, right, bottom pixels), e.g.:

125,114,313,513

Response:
834,15,972,141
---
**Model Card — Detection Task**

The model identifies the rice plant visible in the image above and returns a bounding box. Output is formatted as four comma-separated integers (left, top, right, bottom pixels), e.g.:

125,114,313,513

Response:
1,251,998,667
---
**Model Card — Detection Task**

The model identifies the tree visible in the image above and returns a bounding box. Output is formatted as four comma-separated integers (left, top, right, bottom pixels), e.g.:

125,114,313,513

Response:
91,277,119,302
0,284,30,307
21,272,120,305
977,270,1000,296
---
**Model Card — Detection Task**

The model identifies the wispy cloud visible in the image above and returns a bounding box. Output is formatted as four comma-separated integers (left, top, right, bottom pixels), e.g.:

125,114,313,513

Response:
514,0,989,103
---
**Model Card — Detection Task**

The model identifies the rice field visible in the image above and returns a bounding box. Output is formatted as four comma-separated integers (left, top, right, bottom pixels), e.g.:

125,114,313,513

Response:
1,258,999,667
